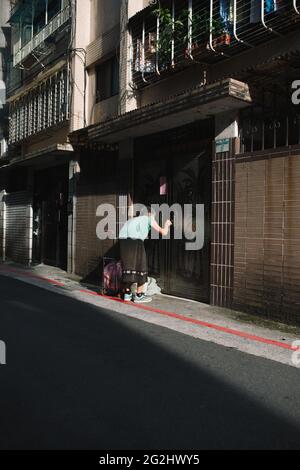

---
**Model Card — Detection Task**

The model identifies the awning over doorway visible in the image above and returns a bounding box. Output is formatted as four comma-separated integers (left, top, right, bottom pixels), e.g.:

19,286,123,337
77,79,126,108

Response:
70,78,253,146
2,143,74,170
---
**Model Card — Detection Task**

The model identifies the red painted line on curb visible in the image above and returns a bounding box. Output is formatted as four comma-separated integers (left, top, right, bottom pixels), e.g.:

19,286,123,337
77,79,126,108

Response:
79,290,299,352
0,266,65,287
0,266,297,353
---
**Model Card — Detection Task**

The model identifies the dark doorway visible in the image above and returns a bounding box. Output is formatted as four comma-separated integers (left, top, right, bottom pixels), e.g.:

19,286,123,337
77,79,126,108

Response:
134,121,213,303
33,165,69,270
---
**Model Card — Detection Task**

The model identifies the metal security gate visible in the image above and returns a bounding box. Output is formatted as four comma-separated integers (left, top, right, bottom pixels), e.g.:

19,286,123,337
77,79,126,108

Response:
134,122,212,303
5,191,32,264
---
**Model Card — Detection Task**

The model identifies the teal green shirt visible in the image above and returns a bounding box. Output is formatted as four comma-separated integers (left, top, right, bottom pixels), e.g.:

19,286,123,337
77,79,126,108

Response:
119,216,152,241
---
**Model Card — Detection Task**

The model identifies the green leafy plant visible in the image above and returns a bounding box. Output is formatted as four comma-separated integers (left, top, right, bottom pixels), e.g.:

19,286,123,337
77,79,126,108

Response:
150,2,229,65
151,5,186,66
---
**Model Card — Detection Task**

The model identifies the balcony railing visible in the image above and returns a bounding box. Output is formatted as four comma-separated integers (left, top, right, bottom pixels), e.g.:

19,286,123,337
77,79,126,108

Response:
13,4,71,67
9,67,70,145
130,0,300,87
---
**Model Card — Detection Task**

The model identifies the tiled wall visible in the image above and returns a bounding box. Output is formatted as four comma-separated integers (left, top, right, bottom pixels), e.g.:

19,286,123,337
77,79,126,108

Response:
75,151,118,282
210,140,235,308
234,150,300,324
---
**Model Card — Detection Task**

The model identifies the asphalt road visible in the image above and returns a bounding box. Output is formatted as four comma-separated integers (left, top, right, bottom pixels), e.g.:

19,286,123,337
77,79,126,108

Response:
0,274,300,450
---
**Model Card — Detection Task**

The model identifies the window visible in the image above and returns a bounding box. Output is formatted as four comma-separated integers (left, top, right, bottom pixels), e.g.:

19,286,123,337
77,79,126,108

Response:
96,56,119,103
33,1,46,35
21,11,32,47
18,0,62,47
240,86,300,153
48,0,62,21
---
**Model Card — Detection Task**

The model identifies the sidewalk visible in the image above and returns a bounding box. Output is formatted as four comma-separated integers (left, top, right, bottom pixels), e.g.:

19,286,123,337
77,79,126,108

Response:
1,261,300,368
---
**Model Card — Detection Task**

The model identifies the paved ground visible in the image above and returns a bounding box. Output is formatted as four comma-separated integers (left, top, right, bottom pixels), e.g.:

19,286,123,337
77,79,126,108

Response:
0,262,299,367
1,274,300,450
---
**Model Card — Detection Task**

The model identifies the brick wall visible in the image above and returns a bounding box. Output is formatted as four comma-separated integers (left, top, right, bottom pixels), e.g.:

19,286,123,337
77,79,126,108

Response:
234,151,300,324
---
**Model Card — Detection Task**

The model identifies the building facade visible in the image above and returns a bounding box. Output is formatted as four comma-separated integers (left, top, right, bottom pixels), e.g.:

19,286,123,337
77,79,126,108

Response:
0,0,91,271
71,0,300,324
0,0,10,161
2,0,300,324
0,0,11,261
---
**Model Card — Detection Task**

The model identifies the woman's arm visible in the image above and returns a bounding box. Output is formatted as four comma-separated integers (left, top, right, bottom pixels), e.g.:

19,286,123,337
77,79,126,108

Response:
151,218,172,236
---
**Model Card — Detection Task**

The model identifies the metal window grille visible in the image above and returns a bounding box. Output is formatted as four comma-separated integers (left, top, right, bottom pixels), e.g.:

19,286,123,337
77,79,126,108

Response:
240,87,300,153
130,0,300,88
9,67,70,145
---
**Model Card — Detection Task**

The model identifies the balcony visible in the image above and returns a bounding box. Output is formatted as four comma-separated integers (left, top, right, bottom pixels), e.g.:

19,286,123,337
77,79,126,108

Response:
8,66,70,145
10,1,71,67
130,0,300,88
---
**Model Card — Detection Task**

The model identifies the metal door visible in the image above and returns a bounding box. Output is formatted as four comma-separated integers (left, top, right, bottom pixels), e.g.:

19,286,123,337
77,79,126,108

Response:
33,166,68,270
134,133,212,302
166,146,211,302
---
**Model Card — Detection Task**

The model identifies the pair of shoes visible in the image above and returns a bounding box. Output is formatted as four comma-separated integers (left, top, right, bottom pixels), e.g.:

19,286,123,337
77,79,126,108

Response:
123,292,133,302
133,293,152,304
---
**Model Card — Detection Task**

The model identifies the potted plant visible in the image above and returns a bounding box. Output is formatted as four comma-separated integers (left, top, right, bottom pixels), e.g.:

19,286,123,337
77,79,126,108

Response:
184,9,231,60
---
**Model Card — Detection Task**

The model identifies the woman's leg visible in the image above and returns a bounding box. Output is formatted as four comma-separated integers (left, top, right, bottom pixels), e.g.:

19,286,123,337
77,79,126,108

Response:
122,283,133,301
122,283,132,293
136,283,145,294
133,281,152,303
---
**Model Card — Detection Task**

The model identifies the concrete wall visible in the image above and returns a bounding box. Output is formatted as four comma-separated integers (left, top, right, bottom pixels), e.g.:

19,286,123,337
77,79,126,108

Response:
22,127,70,157
87,62,119,126
128,0,151,19
90,0,121,41
139,65,207,108
85,0,121,126
0,0,10,83
70,0,92,132
0,0,10,157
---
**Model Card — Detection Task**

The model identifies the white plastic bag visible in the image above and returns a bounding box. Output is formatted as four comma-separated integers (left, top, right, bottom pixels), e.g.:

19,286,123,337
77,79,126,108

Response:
145,277,161,296
131,277,161,296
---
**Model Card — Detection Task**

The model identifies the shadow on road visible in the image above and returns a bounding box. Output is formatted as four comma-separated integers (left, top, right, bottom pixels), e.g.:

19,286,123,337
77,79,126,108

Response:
0,275,299,450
